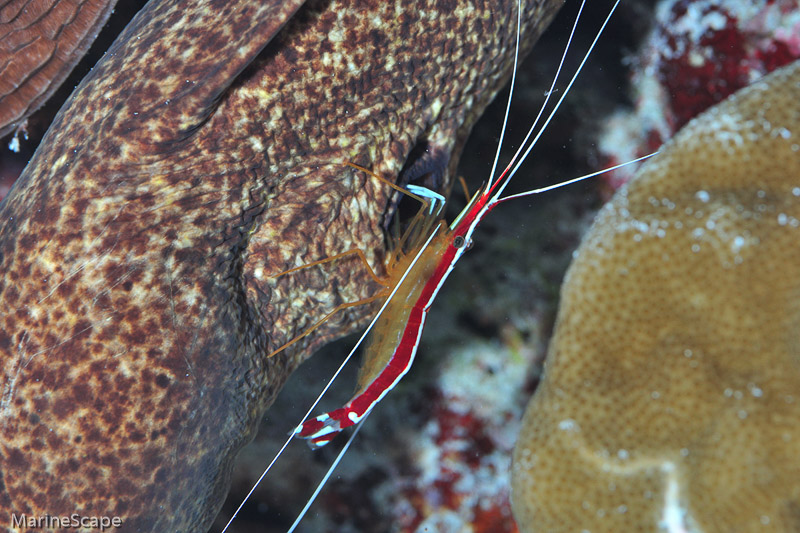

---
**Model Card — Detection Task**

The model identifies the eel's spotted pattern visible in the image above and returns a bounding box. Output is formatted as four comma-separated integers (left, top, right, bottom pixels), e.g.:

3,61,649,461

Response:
0,0,562,530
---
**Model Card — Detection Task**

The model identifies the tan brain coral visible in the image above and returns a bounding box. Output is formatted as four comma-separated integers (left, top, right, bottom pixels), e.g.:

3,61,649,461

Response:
512,60,800,531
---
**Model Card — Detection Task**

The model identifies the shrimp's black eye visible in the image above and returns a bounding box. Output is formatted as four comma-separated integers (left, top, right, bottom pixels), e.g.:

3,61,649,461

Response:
453,235,466,249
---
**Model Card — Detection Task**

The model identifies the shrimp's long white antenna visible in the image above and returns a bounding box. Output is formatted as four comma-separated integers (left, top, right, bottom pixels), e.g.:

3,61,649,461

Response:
487,0,523,188
498,153,657,203
224,1,627,531
492,0,622,202
287,416,367,533
220,225,442,533
493,0,588,187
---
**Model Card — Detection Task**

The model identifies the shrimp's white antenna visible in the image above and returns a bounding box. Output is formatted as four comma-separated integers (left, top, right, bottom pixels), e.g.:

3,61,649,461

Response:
487,0,523,188
498,152,658,204
223,1,629,531
287,417,367,532
219,225,442,533
493,0,622,202
496,0,589,186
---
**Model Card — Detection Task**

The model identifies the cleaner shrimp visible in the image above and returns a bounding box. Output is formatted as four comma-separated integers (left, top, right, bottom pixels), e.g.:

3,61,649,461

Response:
216,0,646,530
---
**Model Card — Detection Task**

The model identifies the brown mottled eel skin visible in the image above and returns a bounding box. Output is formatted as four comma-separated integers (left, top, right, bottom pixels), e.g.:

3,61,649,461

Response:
0,0,561,530
0,0,119,137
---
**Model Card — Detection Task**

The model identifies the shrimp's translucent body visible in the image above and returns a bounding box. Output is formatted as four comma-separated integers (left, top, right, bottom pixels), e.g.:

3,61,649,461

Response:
292,0,623,450
294,182,492,447
220,0,630,529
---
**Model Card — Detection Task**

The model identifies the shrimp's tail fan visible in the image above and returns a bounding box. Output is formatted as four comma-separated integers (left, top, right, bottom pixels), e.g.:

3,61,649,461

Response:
291,409,351,449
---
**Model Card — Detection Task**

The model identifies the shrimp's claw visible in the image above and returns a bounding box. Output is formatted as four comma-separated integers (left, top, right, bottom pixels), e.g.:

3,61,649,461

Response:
291,411,345,450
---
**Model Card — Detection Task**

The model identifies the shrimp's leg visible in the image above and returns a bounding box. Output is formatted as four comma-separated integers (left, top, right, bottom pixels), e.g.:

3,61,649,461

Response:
267,247,394,358
457,176,471,202
274,247,390,287
269,162,444,359
347,161,431,211
406,184,445,215
347,160,444,272
267,289,388,358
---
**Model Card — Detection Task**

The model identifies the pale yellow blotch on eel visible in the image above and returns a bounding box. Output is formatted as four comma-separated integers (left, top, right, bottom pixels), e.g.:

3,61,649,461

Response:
512,60,800,532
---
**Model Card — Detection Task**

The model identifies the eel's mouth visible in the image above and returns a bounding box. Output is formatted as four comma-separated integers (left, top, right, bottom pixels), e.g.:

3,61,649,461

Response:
382,139,451,243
